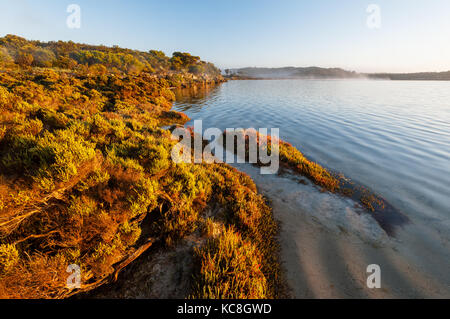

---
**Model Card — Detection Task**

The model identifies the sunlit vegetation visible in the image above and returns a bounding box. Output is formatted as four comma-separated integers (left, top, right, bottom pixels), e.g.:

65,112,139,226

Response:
223,129,389,213
184,162,282,299
0,36,282,299
191,227,267,298
0,35,221,77
223,129,339,191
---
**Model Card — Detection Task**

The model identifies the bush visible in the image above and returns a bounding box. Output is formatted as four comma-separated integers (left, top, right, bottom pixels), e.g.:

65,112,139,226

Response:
15,52,33,66
0,47,13,63
191,228,267,299
32,48,56,67
0,244,19,274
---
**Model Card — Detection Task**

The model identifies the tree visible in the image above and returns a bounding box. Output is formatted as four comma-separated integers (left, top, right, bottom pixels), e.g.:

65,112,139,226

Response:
189,64,205,75
0,47,12,63
149,50,167,59
170,52,200,70
15,51,34,66
54,56,78,69
0,34,28,49
32,48,56,67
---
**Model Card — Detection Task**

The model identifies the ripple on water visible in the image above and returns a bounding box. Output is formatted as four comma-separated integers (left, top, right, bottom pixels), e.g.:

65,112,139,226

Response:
173,79,450,247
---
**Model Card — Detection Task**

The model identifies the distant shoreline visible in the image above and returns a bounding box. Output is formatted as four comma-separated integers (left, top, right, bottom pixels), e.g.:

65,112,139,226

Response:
225,67,450,81
226,76,450,81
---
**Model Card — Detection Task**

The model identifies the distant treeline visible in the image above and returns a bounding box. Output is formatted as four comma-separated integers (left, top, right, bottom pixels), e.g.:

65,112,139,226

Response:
226,67,450,80
226,67,362,79
0,34,221,77
367,71,450,81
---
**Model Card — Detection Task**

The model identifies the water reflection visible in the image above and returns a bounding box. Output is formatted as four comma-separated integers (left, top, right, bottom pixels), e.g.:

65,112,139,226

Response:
172,85,222,113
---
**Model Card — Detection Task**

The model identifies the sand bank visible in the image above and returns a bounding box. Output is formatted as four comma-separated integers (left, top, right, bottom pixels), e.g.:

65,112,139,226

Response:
232,162,450,298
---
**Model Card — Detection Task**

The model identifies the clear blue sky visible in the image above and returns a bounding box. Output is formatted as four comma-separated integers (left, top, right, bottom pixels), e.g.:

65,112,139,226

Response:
1,0,450,72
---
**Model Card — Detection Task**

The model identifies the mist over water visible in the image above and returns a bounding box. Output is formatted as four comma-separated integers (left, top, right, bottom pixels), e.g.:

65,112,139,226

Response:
173,80,450,243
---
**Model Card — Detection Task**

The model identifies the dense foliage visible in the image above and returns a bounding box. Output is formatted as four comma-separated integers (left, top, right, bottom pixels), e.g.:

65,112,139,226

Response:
0,36,281,299
0,34,221,77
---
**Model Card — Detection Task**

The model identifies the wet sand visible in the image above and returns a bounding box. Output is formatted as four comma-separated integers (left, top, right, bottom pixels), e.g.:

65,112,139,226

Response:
232,162,450,299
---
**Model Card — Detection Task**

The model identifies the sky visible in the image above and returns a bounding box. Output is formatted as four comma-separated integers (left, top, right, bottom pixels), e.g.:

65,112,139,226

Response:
1,0,450,73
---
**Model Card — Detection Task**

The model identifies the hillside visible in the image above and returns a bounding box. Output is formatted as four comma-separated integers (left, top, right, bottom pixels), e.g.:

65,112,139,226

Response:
0,34,221,79
227,67,362,79
0,35,283,299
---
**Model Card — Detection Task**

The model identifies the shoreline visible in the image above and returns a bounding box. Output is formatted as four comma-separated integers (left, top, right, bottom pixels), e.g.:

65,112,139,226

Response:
230,161,450,298
175,89,450,299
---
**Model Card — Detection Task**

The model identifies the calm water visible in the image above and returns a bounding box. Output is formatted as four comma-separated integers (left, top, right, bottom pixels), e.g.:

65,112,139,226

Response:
173,80,450,240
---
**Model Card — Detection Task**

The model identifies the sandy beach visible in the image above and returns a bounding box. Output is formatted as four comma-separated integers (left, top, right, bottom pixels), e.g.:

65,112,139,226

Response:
232,162,450,299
